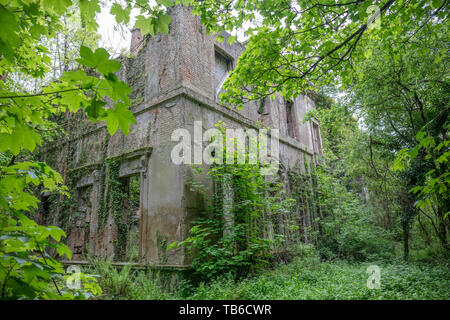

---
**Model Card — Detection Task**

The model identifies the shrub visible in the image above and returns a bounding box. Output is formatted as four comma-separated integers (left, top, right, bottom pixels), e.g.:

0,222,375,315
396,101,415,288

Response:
314,167,396,262
89,259,179,300
168,123,294,282
89,259,134,299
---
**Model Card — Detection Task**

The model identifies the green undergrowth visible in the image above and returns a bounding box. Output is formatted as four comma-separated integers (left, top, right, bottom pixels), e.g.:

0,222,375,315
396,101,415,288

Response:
188,256,449,300
86,259,174,300
91,248,449,300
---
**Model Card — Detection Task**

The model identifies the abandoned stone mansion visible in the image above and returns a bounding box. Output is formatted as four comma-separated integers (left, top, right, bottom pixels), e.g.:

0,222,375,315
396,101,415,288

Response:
38,6,323,267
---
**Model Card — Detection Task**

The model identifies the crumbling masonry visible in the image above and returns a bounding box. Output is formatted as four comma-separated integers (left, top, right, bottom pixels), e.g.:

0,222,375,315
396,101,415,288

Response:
38,6,323,267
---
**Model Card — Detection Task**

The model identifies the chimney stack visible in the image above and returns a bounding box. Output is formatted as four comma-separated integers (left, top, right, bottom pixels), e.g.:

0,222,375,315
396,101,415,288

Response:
130,29,143,54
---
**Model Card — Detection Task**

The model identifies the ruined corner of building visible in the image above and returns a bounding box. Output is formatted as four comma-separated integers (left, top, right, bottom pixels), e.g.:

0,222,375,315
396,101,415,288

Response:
37,6,324,269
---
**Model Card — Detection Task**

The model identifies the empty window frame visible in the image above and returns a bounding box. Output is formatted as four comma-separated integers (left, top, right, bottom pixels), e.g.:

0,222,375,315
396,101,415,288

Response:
215,49,233,100
258,96,270,115
115,175,141,262
285,100,296,139
39,194,51,226
67,185,92,260
311,121,322,155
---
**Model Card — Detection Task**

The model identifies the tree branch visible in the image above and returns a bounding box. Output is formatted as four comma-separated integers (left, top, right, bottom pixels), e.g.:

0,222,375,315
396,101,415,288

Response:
0,88,82,100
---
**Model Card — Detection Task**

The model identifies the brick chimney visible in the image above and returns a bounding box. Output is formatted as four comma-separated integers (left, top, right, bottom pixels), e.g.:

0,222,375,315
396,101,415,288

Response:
130,28,144,54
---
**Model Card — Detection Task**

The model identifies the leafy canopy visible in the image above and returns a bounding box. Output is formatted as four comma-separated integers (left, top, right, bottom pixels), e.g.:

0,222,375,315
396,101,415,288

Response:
182,0,448,105
0,0,176,299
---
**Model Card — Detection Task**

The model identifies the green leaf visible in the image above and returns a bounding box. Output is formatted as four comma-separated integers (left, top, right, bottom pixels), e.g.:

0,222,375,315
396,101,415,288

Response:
0,123,42,155
77,45,96,68
48,226,66,242
157,14,172,34
79,0,101,31
110,3,131,24
432,0,443,9
105,109,119,135
104,73,132,104
106,102,136,136
415,131,426,141
42,0,73,15
157,0,173,7
0,5,20,48
8,276,37,298
56,243,72,259
85,99,106,120
216,35,225,43
59,91,86,112
23,264,49,283
134,15,156,36
227,35,237,45
77,46,121,75
97,58,122,75
408,146,419,159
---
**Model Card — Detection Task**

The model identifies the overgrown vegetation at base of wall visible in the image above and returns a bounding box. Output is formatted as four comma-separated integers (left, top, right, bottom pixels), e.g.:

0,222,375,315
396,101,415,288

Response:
89,246,449,300
189,256,450,300
168,122,297,282
86,259,176,300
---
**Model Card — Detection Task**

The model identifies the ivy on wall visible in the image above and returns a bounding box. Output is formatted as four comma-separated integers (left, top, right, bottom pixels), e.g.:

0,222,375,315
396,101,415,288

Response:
42,130,145,262
107,159,128,260
97,134,109,230
98,155,140,261
287,154,320,244
168,123,317,281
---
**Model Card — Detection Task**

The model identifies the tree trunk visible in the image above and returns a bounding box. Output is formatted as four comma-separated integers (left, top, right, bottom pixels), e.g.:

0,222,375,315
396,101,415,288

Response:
418,214,431,246
438,216,449,250
403,219,409,262
401,192,416,262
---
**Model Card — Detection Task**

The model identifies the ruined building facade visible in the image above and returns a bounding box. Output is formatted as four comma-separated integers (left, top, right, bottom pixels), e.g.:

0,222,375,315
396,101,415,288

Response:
39,6,323,266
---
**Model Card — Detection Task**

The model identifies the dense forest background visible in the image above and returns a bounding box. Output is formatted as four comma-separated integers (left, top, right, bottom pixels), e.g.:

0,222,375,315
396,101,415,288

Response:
0,0,448,299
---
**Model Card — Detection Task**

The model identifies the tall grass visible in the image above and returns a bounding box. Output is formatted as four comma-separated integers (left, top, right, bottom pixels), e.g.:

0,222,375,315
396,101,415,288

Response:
89,247,449,300
189,256,449,300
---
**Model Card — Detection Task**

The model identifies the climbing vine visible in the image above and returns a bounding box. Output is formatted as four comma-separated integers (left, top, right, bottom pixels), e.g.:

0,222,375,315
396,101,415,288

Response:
97,134,109,230
168,122,300,281
106,159,129,260
156,230,169,265
287,155,320,245
97,151,136,261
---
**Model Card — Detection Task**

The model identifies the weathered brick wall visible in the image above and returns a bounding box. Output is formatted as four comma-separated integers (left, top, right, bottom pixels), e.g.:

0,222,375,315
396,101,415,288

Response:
38,5,321,266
